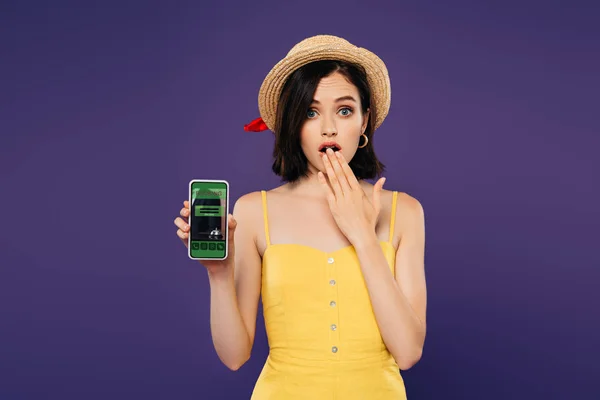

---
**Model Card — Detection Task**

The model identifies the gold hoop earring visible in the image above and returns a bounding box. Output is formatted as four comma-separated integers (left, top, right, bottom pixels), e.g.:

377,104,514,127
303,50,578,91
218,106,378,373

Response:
358,133,369,148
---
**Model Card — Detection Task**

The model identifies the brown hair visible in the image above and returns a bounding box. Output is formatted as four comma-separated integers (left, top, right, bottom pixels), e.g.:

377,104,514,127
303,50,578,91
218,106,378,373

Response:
271,60,385,182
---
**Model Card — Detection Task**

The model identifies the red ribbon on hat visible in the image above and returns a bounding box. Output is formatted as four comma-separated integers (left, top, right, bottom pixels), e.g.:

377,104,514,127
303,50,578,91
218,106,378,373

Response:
244,117,269,132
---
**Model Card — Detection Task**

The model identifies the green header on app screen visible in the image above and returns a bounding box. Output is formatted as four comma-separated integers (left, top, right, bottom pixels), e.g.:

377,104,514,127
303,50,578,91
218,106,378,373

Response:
191,182,227,199
195,205,224,216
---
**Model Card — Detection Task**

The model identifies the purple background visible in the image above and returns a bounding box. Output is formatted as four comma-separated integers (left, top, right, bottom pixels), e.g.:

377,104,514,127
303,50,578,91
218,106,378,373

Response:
1,1,598,399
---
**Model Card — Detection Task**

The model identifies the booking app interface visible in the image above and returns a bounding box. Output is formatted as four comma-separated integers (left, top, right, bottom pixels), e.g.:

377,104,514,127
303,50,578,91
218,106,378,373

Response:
190,181,227,259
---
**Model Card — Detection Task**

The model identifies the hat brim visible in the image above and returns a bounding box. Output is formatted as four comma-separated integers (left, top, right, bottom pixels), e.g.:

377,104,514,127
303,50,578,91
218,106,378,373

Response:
258,45,391,133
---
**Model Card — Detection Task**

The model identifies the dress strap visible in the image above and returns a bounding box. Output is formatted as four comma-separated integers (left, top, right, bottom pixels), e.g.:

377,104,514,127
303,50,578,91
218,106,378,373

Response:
388,191,398,244
261,190,271,247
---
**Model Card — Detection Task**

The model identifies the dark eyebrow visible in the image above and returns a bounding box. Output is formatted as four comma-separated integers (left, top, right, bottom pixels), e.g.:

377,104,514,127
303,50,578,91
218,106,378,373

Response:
311,95,357,104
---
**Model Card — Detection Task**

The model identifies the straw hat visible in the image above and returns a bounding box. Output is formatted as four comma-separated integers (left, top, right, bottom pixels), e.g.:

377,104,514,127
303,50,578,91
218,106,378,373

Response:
245,34,391,133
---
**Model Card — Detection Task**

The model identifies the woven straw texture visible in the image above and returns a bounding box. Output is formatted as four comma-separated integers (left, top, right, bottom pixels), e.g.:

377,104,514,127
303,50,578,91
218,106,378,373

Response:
257,35,391,132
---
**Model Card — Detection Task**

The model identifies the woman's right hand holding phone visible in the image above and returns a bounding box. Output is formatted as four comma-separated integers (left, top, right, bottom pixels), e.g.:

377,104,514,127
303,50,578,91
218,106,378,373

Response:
174,200,237,274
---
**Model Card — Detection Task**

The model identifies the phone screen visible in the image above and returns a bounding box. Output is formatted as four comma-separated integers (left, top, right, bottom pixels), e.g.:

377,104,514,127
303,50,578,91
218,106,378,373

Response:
189,180,228,260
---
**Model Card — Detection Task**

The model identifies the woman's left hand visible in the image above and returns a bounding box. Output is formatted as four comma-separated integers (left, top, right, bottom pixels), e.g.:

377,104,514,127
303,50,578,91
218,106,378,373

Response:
318,148,386,245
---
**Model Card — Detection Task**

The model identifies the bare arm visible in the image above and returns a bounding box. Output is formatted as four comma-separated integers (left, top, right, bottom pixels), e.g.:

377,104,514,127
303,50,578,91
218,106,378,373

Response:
207,192,263,370
353,194,427,370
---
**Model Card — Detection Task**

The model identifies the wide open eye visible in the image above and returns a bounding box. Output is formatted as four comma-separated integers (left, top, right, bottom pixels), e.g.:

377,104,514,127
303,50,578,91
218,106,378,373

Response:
339,107,353,117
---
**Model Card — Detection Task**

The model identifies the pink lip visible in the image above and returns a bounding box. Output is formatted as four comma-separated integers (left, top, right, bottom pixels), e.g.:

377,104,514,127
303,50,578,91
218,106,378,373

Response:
318,141,342,151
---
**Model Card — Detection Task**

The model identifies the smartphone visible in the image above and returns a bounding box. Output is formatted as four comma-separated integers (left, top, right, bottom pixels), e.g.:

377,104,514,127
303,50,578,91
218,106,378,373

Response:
188,179,229,260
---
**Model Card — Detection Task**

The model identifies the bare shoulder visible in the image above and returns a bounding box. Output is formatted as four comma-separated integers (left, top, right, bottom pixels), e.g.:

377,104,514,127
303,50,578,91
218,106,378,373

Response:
372,188,422,213
396,191,424,216
233,190,263,213
393,191,425,239
232,191,264,238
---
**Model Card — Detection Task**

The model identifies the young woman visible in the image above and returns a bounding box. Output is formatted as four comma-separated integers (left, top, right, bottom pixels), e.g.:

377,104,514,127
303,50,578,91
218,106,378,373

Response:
174,35,427,399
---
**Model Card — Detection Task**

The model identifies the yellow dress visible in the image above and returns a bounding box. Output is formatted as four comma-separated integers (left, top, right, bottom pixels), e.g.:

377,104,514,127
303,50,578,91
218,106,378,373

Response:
250,190,407,399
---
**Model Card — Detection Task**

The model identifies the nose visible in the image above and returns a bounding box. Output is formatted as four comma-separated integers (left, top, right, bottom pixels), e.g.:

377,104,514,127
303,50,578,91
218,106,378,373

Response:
321,119,337,137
